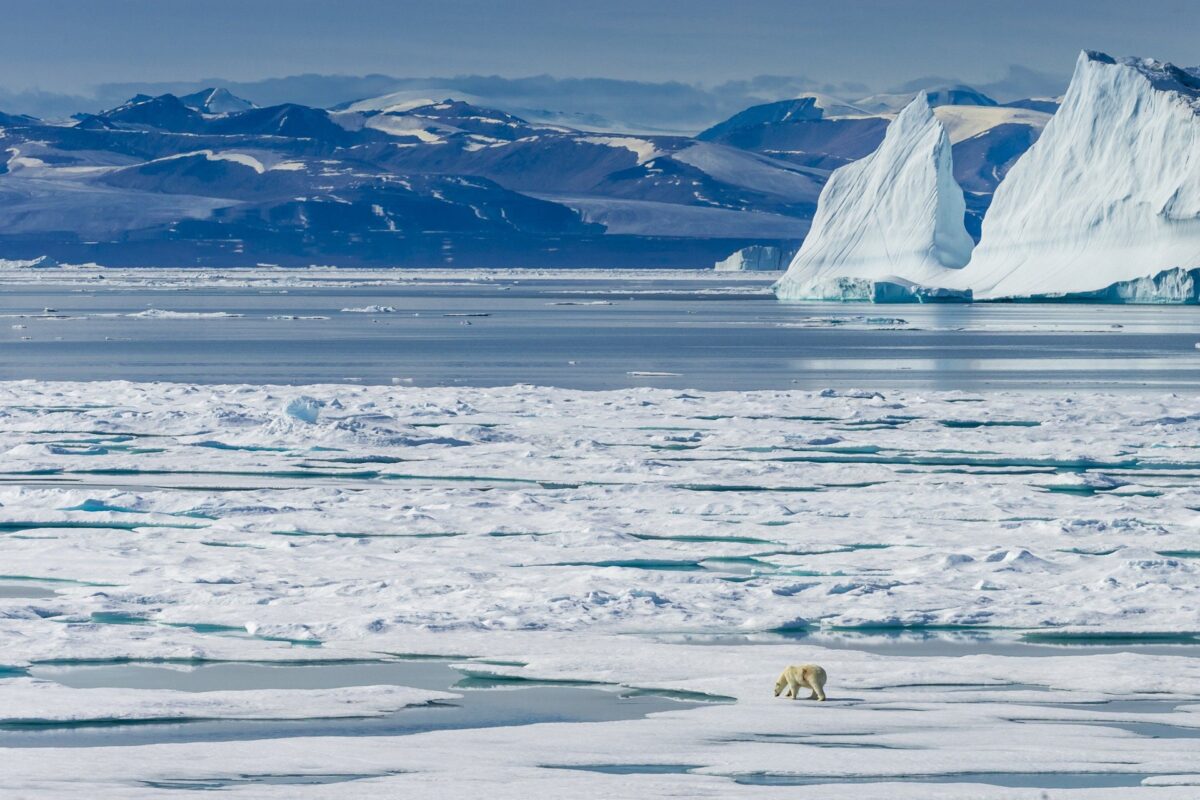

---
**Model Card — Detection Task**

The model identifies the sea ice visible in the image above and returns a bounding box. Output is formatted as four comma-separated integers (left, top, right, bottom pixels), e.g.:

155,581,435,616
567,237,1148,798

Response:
0,381,1197,796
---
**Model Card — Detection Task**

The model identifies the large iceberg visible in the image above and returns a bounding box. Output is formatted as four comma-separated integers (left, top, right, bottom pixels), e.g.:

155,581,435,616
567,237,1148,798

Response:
773,94,974,302
958,51,1200,300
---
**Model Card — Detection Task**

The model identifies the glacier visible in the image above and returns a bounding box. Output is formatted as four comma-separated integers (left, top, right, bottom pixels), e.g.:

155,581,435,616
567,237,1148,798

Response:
956,51,1200,300
773,94,974,302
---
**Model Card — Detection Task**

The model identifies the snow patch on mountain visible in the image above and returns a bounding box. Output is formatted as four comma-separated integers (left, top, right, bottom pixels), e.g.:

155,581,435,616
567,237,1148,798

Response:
796,93,872,119
672,143,822,200
957,50,1200,299
578,136,662,165
535,195,809,238
179,88,256,115
932,105,1051,144
342,92,445,114
363,113,456,143
141,150,267,174
774,94,974,301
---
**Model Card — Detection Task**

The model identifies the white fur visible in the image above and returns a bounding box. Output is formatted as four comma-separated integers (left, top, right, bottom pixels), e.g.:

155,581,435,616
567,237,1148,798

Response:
773,663,827,701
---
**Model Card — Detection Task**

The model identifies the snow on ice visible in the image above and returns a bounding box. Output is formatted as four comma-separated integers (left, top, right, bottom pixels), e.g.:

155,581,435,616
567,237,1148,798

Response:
0,381,1198,796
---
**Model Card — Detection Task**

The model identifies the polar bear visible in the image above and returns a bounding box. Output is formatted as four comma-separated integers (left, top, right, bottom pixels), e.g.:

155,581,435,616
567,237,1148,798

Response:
774,663,827,701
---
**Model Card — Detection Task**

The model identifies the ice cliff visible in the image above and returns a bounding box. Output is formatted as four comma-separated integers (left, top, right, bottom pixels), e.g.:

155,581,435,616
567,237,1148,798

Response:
714,244,797,271
773,94,974,302
956,51,1200,300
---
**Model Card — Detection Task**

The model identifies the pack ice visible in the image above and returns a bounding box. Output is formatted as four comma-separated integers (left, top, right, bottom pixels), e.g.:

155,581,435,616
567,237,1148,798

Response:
4,382,1200,796
958,51,1200,300
773,94,974,302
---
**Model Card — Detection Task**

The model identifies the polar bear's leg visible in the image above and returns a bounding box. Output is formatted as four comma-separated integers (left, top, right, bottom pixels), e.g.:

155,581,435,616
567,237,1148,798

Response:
787,677,802,699
807,670,827,701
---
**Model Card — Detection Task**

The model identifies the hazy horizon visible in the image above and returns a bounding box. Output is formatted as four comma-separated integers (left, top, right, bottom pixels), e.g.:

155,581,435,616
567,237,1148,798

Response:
4,0,1196,97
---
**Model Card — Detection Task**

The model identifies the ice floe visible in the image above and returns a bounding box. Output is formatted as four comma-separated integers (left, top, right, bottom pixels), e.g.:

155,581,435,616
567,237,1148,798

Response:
0,381,1198,796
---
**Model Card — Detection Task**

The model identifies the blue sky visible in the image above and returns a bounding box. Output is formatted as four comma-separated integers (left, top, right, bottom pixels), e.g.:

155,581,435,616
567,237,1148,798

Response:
4,0,1196,93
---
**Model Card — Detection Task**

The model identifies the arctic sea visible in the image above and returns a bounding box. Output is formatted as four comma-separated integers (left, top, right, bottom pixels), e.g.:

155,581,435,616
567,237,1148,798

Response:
4,269,1200,797
2,270,1199,390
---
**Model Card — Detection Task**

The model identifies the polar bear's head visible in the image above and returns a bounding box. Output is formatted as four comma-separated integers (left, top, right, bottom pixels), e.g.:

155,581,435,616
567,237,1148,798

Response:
773,673,788,696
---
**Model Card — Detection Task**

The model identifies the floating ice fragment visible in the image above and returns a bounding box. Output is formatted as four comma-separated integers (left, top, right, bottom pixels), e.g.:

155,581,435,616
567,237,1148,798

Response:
819,389,884,399
285,396,325,424
126,309,242,319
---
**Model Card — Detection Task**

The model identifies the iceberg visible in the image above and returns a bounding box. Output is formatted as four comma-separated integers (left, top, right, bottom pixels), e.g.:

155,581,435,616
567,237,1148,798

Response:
1013,266,1200,304
773,94,974,302
284,396,325,424
713,244,796,272
958,51,1200,299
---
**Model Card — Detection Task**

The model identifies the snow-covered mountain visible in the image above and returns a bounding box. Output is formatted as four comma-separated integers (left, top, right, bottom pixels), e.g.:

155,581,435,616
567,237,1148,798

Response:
697,92,1048,209
338,87,693,136
774,95,974,301
0,70,1076,270
798,93,873,119
957,51,1200,300
855,84,999,114
0,90,824,266
698,98,825,140
179,88,256,115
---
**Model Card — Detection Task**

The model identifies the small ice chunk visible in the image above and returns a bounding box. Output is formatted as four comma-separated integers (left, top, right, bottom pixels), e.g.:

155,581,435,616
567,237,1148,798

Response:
285,396,325,424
